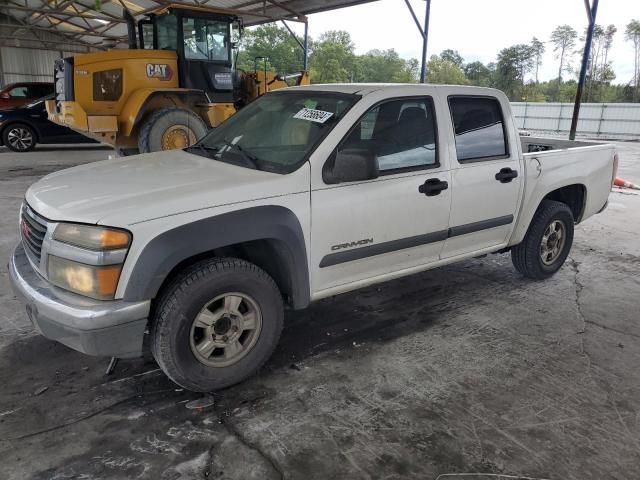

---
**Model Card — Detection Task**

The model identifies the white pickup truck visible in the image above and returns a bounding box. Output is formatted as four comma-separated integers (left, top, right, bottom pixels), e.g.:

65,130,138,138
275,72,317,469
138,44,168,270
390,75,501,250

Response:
10,84,617,392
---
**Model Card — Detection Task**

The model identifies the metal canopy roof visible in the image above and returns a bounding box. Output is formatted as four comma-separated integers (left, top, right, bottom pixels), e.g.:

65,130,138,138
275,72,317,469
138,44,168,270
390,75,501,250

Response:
0,0,379,52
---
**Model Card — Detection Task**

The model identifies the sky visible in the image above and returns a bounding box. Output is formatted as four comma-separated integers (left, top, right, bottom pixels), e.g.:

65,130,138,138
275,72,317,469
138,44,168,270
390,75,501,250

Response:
285,0,640,84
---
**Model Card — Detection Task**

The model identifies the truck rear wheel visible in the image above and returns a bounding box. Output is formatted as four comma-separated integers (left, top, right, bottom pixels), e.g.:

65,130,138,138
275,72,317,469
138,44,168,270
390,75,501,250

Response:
138,107,208,153
511,200,574,279
150,258,284,392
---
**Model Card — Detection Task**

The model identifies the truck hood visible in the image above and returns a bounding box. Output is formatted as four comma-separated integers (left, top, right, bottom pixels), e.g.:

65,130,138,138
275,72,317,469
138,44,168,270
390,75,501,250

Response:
25,150,309,225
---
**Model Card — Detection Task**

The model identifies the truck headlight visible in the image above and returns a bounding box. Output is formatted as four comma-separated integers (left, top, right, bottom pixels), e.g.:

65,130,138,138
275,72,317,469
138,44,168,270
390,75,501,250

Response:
53,224,131,250
49,223,132,299
48,255,123,300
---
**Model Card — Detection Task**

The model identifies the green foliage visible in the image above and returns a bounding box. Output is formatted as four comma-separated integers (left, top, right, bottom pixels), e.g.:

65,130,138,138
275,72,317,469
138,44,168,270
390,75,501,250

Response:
308,30,355,83
626,19,640,101
530,37,545,83
550,25,578,83
581,24,618,102
440,49,464,68
464,61,492,86
355,49,418,83
425,55,468,85
495,45,534,99
234,21,638,103
236,24,303,74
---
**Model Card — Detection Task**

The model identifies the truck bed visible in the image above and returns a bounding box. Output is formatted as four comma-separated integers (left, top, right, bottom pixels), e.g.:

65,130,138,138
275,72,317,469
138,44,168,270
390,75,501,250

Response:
509,135,616,246
520,136,601,154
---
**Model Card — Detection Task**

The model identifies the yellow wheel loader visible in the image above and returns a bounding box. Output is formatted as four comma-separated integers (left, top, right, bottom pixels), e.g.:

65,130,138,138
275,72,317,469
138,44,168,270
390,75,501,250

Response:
45,4,309,154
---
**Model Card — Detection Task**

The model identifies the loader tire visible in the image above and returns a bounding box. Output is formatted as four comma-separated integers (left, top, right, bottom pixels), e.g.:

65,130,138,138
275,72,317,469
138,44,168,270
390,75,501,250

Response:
511,200,574,280
138,107,208,153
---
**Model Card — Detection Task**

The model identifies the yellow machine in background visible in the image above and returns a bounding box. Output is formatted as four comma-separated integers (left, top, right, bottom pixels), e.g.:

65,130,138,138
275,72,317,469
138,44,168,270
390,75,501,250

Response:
46,5,309,154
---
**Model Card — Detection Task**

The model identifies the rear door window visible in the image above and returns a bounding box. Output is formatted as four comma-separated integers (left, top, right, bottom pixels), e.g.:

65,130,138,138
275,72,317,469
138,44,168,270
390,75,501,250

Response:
448,96,508,162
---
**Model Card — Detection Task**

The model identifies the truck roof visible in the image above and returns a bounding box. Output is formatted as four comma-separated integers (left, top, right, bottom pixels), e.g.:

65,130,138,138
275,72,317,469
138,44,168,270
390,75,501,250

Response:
287,83,501,97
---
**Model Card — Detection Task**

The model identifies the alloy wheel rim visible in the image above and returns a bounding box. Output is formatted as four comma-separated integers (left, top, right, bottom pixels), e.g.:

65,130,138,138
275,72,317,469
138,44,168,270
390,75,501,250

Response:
189,292,263,367
7,127,33,151
540,219,566,265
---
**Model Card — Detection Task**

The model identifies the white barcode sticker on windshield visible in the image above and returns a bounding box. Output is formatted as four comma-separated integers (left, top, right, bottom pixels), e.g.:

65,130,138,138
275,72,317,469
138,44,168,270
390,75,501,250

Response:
293,108,334,124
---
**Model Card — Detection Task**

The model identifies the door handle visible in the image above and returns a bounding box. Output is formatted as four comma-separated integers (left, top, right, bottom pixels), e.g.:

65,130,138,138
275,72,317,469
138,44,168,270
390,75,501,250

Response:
419,178,449,196
495,167,518,183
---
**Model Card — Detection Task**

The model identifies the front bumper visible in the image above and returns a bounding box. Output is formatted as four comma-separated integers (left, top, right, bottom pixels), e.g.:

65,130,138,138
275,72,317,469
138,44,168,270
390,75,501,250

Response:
9,244,150,358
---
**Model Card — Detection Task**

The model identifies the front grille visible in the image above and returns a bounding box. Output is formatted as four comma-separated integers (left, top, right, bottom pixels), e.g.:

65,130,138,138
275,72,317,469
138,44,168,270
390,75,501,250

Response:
20,204,48,263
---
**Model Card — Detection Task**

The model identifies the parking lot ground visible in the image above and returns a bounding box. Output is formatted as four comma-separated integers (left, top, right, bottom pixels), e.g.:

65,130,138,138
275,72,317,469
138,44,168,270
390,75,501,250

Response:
1,142,639,480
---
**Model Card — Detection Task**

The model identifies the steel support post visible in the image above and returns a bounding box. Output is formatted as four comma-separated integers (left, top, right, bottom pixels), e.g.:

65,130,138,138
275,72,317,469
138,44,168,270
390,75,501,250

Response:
569,0,599,140
404,0,431,83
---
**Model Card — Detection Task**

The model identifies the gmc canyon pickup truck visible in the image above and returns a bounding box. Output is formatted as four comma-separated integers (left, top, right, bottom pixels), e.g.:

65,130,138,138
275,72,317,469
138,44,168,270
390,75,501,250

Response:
10,84,617,392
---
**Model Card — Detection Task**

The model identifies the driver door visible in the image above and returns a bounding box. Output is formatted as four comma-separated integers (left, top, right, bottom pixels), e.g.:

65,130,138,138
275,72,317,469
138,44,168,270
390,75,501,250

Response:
310,96,451,295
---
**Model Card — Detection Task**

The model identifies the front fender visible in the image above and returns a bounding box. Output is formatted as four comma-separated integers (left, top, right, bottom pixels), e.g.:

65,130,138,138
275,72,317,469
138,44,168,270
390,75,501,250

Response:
123,205,310,309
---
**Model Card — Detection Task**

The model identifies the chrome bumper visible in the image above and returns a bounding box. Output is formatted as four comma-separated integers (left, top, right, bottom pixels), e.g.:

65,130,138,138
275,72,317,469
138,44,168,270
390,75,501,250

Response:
8,244,150,358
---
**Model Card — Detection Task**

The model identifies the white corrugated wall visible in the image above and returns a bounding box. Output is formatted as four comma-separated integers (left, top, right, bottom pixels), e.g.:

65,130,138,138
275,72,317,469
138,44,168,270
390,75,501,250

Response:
512,102,640,139
0,47,68,85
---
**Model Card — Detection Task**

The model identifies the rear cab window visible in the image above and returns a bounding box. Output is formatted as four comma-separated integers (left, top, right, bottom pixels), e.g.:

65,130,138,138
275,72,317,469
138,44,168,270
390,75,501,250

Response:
448,96,508,162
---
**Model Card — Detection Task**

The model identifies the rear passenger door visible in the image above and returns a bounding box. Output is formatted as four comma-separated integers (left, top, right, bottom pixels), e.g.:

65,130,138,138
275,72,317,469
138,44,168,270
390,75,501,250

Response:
311,96,452,293
440,95,523,258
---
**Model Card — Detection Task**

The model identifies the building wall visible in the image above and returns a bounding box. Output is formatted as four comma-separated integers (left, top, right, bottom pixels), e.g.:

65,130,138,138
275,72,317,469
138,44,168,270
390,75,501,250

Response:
0,47,67,85
512,102,640,140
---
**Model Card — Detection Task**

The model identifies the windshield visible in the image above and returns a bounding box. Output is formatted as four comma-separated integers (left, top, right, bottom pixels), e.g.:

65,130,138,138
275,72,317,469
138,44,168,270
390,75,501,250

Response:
191,91,359,174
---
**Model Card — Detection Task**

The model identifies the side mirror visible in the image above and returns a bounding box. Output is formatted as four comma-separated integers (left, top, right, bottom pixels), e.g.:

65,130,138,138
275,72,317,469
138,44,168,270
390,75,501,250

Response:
0,92,9,99
325,148,379,184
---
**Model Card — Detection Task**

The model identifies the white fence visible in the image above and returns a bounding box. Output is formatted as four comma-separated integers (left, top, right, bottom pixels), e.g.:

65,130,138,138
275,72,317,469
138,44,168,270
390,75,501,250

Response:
511,102,640,140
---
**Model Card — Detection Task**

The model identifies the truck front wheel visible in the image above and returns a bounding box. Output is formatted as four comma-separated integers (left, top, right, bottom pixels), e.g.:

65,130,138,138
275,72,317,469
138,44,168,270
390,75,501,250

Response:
138,107,208,153
511,200,575,280
150,258,284,392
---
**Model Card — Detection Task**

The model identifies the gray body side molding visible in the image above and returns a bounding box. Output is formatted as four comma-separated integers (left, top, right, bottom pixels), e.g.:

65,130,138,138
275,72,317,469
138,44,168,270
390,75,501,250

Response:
123,205,310,309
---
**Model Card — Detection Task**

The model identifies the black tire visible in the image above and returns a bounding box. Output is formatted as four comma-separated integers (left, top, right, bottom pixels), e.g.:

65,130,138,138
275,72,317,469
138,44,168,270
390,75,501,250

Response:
511,200,574,280
138,107,208,153
115,147,139,157
2,123,37,152
150,257,284,392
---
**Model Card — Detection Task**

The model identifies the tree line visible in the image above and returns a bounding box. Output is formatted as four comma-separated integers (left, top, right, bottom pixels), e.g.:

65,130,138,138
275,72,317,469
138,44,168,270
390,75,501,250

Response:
237,19,640,103
236,25,418,84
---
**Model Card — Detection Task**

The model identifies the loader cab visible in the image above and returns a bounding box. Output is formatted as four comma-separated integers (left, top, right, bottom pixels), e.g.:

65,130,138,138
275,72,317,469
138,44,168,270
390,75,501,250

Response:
135,7,241,103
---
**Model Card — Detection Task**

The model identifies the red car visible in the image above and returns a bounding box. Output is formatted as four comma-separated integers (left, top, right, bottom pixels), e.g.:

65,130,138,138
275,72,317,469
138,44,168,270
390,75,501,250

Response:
0,82,53,109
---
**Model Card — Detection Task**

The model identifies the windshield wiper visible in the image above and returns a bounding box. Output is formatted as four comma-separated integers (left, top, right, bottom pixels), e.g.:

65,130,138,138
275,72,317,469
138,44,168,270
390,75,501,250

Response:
184,143,220,158
222,139,260,170
185,140,261,170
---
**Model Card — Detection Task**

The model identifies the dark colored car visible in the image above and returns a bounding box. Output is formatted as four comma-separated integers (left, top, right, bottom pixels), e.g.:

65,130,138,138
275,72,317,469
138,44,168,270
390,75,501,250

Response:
0,82,53,109
0,95,97,152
